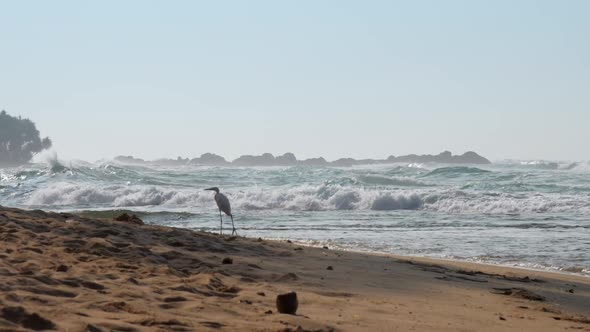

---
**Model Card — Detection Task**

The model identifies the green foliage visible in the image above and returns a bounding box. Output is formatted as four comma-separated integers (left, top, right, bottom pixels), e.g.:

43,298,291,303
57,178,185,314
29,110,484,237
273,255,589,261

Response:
0,110,52,165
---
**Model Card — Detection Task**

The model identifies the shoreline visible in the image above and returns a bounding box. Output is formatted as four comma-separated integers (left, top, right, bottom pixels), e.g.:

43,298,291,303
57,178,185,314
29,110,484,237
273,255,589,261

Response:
14,204,590,279
1,206,589,331
72,207,590,279
241,237,590,280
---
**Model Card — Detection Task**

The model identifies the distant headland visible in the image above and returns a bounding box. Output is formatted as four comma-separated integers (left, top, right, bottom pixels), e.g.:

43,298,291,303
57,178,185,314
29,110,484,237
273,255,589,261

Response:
114,151,491,166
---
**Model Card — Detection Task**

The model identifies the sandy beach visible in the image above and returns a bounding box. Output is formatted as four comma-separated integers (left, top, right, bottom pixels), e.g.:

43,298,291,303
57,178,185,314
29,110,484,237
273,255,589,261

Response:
0,206,588,332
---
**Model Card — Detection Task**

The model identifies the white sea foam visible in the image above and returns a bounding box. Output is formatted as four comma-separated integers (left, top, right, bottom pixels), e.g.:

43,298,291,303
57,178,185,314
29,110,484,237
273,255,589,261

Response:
25,181,590,215
26,183,207,207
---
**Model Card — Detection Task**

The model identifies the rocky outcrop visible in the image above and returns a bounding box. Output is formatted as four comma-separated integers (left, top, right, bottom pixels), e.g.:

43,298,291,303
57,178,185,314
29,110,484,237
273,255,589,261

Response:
300,157,328,166
114,155,146,164
387,151,491,164
114,151,491,167
190,153,229,166
275,153,297,165
233,153,276,166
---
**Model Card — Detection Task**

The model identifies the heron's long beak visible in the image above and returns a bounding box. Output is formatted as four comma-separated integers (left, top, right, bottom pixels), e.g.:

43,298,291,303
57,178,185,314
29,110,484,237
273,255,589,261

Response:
204,187,215,191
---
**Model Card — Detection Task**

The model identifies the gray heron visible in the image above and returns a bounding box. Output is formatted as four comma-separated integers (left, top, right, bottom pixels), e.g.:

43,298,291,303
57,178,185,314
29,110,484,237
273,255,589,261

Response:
205,187,236,236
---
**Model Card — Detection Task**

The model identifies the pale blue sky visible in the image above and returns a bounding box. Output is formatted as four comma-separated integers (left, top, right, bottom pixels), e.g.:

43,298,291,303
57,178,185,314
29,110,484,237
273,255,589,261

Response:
1,1,589,162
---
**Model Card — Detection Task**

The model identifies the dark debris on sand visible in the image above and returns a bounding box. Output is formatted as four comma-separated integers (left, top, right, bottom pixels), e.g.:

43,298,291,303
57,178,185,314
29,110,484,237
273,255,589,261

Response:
491,288,546,302
276,291,299,315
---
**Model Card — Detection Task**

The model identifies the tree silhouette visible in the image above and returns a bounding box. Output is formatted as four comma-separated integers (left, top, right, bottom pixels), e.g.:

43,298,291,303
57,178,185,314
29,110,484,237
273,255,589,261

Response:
0,110,52,165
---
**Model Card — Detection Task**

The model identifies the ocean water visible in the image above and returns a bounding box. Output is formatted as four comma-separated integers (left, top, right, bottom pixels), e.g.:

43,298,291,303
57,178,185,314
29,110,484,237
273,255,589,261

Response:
1,159,589,276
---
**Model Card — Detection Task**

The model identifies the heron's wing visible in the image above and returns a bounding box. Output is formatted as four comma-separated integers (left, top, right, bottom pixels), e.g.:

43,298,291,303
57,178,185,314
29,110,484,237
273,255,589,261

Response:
215,193,232,216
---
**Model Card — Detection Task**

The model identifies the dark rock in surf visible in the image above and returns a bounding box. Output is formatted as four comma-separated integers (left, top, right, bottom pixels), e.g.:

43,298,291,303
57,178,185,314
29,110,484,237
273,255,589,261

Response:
114,213,144,225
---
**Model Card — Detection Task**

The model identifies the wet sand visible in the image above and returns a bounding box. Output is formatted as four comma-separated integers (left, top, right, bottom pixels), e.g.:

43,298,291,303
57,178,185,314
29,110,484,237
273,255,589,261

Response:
0,206,588,331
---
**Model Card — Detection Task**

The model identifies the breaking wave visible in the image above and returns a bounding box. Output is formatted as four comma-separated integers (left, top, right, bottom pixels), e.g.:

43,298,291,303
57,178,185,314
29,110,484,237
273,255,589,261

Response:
24,182,590,215
422,166,491,178
356,175,430,187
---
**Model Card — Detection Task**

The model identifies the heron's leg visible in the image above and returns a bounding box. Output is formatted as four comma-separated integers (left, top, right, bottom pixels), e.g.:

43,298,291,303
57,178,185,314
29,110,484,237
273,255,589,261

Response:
231,215,237,236
219,209,223,235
